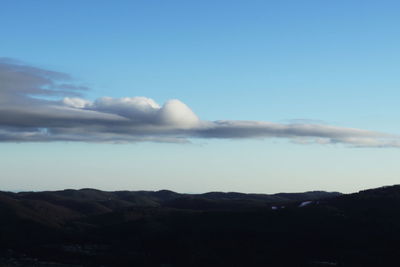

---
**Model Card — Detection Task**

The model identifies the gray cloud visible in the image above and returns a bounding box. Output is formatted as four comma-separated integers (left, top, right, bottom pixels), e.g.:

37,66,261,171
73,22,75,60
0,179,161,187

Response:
0,59,399,147
0,58,83,102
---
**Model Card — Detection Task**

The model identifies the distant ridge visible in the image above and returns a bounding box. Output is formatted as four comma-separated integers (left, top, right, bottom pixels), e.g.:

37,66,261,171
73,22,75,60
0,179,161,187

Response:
1,188,341,213
2,185,400,266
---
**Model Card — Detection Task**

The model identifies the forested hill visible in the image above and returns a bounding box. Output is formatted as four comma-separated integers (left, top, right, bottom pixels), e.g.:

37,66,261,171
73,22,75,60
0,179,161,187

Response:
1,186,400,266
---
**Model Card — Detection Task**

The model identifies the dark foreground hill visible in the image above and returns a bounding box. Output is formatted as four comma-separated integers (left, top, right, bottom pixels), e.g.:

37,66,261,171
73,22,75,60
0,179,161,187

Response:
1,186,400,266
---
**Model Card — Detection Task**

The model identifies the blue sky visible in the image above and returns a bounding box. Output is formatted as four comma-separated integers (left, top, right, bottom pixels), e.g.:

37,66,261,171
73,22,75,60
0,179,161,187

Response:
1,0,399,193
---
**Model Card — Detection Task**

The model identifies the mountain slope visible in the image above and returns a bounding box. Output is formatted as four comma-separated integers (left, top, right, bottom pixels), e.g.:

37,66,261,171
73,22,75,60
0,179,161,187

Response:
2,186,400,266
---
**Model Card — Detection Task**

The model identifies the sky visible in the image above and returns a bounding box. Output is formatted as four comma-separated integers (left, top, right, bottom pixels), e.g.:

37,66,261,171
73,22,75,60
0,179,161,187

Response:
1,0,400,193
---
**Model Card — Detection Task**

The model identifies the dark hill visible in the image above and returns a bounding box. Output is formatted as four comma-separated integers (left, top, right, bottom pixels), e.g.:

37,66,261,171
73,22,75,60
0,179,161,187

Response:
1,186,400,266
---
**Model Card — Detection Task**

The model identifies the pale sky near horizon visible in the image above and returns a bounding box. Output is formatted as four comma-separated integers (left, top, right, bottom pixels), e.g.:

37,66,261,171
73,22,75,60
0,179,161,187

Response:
1,0,400,193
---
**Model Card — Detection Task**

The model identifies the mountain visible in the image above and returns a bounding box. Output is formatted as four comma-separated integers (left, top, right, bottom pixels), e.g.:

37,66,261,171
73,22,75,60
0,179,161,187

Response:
1,186,400,266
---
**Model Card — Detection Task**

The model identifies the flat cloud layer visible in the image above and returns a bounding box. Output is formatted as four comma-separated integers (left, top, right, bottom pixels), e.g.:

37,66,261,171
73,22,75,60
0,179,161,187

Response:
1,59,399,147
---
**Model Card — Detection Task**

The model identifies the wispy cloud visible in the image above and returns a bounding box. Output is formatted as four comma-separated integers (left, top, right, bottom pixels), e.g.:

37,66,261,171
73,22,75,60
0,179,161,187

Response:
0,59,399,147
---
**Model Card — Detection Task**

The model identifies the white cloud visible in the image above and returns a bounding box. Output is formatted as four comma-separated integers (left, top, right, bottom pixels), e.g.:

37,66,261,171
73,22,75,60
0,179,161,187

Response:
63,97,91,108
157,99,201,128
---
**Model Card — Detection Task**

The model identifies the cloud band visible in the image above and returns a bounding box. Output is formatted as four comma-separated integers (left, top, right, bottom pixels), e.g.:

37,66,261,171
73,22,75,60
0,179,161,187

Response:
0,59,398,147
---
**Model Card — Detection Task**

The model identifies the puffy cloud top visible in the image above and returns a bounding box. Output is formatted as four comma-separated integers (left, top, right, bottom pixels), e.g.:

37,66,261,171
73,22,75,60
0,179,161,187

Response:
158,99,200,128
64,96,200,128
63,97,91,108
